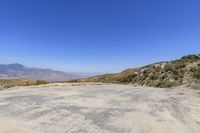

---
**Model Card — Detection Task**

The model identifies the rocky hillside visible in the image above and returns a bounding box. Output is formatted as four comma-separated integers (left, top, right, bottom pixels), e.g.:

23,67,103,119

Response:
0,64,90,82
80,54,200,88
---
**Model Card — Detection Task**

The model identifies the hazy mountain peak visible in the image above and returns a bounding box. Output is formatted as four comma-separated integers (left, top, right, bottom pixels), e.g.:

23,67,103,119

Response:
0,64,92,82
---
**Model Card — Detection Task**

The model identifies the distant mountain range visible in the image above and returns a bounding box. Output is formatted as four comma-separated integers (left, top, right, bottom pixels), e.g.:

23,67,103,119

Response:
79,54,200,88
0,63,93,82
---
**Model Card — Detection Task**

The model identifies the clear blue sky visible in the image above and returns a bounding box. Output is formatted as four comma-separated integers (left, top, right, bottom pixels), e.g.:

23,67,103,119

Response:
0,0,200,73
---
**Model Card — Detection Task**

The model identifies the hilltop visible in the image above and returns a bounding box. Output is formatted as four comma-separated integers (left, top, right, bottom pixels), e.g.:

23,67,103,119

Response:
79,54,200,88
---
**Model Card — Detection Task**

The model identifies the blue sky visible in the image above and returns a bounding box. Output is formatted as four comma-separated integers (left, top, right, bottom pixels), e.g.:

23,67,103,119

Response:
0,0,200,73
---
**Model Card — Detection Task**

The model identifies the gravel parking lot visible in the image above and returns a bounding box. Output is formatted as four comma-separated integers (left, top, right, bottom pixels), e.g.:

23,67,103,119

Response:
0,83,200,133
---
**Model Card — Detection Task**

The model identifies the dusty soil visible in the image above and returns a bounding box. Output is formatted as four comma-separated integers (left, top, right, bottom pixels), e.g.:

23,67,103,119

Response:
0,83,200,133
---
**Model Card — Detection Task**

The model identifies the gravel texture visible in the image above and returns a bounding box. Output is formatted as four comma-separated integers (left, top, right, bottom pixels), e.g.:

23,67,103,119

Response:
0,83,199,133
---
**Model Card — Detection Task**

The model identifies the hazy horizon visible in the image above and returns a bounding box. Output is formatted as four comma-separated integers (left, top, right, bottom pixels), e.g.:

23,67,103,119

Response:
0,0,200,73
0,53,199,74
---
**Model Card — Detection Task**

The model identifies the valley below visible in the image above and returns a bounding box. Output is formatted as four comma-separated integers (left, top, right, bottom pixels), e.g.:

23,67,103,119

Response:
0,83,199,133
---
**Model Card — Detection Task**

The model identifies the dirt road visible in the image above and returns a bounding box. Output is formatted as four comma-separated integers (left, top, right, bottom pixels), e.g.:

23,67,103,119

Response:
0,83,199,133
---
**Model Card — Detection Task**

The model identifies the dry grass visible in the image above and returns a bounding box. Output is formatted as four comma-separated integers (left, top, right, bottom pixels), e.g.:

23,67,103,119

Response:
0,79,48,90
78,54,200,88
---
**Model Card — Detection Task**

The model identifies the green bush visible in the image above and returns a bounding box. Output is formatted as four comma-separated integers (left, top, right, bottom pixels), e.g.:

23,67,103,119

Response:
173,61,186,69
120,74,137,83
67,80,80,83
149,73,159,80
192,68,200,79
35,80,48,85
155,81,178,88
164,64,174,72
3,84,15,88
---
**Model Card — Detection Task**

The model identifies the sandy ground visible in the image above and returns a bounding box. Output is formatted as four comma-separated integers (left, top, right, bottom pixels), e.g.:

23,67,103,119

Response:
0,83,200,133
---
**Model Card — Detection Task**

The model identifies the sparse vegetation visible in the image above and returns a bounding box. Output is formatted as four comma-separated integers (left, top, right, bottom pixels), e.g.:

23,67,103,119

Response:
36,80,48,85
80,54,200,88
67,79,80,83
191,68,200,79
0,79,48,90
